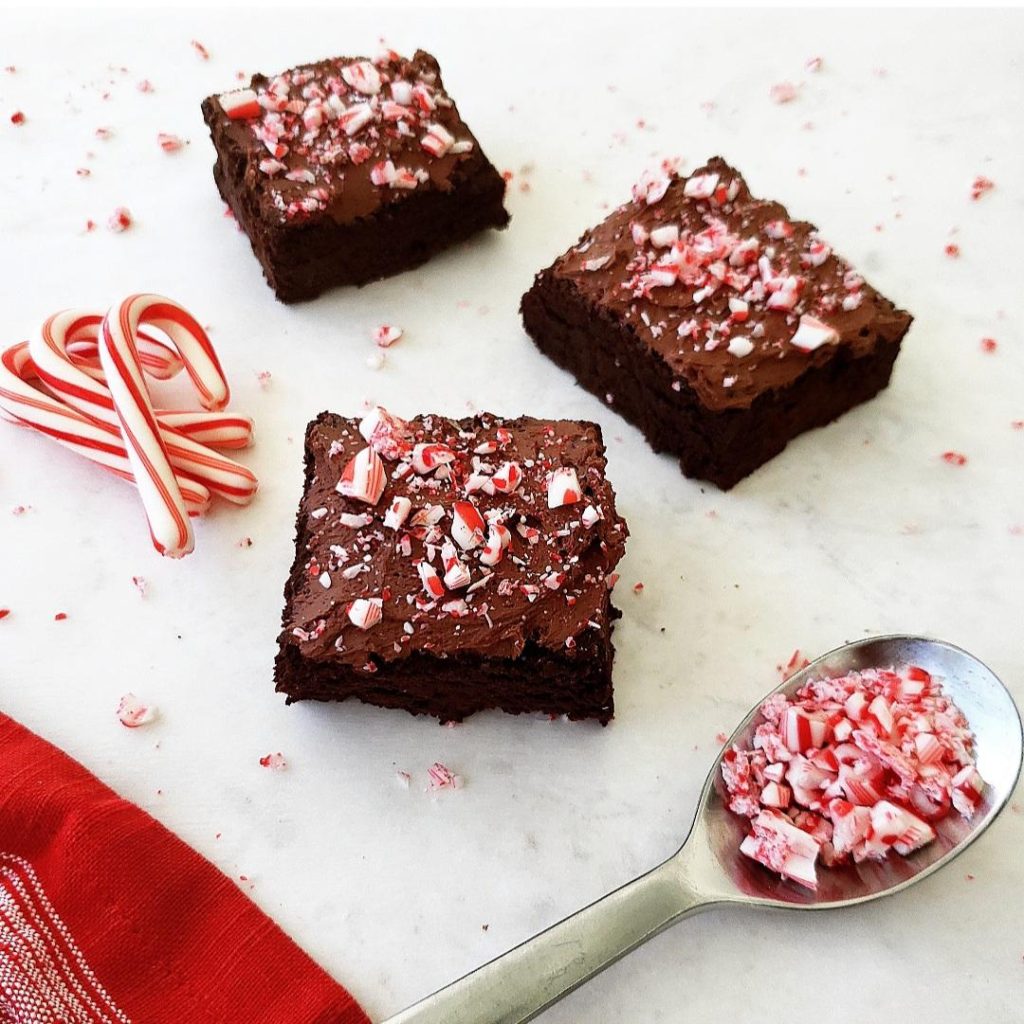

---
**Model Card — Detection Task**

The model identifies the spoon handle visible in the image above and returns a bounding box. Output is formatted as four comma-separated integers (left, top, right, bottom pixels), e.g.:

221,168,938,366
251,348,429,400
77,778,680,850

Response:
381,857,709,1024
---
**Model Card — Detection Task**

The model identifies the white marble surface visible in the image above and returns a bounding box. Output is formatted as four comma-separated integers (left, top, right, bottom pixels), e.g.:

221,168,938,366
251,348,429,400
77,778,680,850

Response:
1,7,1022,1022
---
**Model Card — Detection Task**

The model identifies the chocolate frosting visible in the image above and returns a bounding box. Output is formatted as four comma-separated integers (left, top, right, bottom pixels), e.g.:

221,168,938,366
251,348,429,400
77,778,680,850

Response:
281,412,628,672
205,50,489,227
549,157,913,411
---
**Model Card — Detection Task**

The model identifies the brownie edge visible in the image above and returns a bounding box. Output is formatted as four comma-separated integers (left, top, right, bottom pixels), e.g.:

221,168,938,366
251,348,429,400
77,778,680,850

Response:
522,270,907,490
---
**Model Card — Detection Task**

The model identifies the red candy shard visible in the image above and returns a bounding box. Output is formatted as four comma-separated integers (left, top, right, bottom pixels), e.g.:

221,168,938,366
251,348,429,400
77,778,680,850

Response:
116,692,156,728
451,500,485,550
337,446,386,505
547,466,582,509
346,597,383,630
107,207,132,233
218,88,261,121
427,761,462,790
970,176,995,201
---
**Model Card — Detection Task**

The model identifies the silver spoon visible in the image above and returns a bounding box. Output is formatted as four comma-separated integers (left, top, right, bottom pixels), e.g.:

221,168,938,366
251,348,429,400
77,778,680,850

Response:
383,634,1023,1024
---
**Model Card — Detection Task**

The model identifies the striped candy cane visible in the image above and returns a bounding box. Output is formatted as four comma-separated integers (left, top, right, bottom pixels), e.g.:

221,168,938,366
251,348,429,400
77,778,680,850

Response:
0,295,258,556
0,343,213,513
32,309,257,502
97,295,247,557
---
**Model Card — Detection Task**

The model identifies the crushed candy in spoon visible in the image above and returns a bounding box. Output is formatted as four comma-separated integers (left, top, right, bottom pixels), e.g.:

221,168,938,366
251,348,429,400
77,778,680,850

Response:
721,664,985,890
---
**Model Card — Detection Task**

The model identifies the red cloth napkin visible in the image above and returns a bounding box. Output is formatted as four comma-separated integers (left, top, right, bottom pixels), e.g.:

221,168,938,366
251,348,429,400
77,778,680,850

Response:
0,713,370,1024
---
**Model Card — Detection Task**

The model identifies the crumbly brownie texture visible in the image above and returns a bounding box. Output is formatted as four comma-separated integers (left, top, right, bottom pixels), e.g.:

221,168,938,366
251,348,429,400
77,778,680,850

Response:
202,49,509,302
274,408,628,723
521,157,913,489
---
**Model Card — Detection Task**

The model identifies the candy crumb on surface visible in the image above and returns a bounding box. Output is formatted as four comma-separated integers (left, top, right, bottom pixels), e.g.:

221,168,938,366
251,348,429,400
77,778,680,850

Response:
259,752,287,770
427,761,463,790
116,693,156,728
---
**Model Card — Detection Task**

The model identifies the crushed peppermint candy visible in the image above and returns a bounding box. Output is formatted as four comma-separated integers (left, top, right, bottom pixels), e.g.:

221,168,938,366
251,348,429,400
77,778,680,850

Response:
722,665,985,890
769,82,798,104
969,176,995,201
107,207,132,232
157,132,185,152
116,693,156,728
374,324,403,348
259,752,287,770
428,761,463,790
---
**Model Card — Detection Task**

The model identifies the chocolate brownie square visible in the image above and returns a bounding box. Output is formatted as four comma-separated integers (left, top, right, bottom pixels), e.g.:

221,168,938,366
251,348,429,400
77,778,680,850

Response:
521,157,913,489
202,49,509,302
274,408,628,723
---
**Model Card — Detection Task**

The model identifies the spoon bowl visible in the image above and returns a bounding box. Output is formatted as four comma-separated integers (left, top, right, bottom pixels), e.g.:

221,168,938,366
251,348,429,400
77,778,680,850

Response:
683,634,1023,909
384,635,1022,1024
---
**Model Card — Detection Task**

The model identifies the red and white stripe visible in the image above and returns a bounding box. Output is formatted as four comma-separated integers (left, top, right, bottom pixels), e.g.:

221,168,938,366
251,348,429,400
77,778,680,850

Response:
451,500,485,550
0,853,131,1023
94,295,257,557
547,467,582,509
336,446,386,505
31,308,256,505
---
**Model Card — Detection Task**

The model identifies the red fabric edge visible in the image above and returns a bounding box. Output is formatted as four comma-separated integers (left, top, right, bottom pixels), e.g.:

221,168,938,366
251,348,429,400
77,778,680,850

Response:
0,713,370,1024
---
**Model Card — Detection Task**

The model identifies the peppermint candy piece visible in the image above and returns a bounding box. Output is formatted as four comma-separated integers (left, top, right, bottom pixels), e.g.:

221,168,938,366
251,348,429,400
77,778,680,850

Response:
479,523,511,566
683,172,719,200
441,542,471,589
451,500,485,550
346,597,383,630
412,442,456,475
790,314,839,351
547,467,582,509
337,446,386,505
421,122,455,157
219,89,261,120
489,461,522,494
359,405,412,460
727,336,754,358
383,496,412,530
418,561,445,600
374,324,403,348
337,103,374,136
116,693,156,728
341,61,382,96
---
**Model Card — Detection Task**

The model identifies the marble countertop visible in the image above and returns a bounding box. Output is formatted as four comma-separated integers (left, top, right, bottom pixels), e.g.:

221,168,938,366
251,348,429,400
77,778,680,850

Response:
2,7,1022,1021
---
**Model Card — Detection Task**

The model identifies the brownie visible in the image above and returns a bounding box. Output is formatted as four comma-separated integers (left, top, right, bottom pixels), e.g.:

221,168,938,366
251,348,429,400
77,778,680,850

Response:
521,157,913,489
274,408,628,723
202,49,509,302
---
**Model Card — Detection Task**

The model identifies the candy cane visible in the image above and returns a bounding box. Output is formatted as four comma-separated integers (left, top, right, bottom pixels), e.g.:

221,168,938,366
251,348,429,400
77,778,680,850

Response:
0,343,212,514
1,294,257,556
96,295,241,557
32,309,257,501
